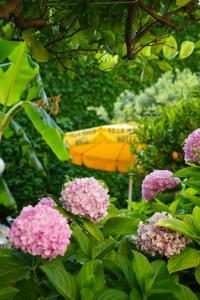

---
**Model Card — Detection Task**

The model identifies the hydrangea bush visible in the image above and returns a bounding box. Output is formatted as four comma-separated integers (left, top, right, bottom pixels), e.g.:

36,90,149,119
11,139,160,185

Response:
1,130,200,299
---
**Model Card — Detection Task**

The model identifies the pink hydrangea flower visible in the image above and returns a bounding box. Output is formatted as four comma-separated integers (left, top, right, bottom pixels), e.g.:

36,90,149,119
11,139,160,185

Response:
10,205,71,260
38,197,56,207
133,212,190,258
142,170,180,201
184,128,200,164
60,177,109,222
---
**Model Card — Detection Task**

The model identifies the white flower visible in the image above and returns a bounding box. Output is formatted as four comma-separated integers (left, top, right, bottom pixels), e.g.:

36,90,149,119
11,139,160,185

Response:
0,158,5,175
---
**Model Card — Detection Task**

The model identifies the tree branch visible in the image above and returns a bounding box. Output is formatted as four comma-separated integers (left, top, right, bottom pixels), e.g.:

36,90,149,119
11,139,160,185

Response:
125,1,138,59
139,0,183,29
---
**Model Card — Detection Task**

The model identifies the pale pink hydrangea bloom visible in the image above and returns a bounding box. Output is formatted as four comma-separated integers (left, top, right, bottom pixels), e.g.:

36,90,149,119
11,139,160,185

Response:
60,177,109,222
10,205,71,260
38,197,56,207
133,212,190,258
184,128,200,164
142,170,180,201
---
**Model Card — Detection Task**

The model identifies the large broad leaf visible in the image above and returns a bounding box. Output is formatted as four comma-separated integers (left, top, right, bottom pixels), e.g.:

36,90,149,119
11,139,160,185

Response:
95,289,129,300
0,39,19,63
103,217,139,236
71,223,91,257
0,286,19,300
92,239,115,259
174,166,200,179
194,265,200,285
0,256,30,284
41,260,78,300
163,36,177,59
11,120,45,174
149,279,181,296
0,177,16,208
168,248,200,273
22,102,69,161
156,217,194,237
76,260,104,294
132,251,153,293
0,42,39,106
83,220,104,241
175,284,198,300
118,255,135,288
179,41,194,59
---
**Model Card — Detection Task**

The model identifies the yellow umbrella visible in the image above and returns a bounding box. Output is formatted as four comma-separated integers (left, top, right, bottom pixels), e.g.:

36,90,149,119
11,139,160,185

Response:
64,123,139,203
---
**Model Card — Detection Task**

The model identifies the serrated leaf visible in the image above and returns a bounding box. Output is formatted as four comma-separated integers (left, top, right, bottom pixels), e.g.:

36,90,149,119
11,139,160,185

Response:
168,248,200,273
83,219,104,241
71,223,91,257
41,260,78,300
95,289,129,300
76,260,104,294
103,217,139,236
0,256,30,284
179,41,194,59
92,239,115,259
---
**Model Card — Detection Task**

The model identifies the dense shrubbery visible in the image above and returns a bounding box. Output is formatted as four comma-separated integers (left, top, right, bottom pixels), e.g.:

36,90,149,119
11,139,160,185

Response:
1,129,200,299
133,97,200,173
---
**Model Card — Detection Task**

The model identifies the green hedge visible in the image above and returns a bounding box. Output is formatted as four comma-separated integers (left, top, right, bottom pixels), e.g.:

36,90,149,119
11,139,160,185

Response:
1,64,144,214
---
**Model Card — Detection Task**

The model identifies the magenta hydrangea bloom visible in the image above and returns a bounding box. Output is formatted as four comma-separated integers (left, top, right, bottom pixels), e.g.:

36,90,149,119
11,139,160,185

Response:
184,128,200,164
60,177,109,222
10,205,71,260
133,212,190,258
142,170,180,201
38,197,56,207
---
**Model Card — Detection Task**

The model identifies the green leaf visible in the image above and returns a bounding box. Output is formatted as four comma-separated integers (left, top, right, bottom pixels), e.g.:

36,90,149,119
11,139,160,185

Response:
179,41,195,59
129,288,142,300
92,239,115,259
156,61,172,71
168,248,200,273
71,223,91,257
83,220,104,241
0,42,39,106
192,206,200,234
174,166,200,179
76,260,104,294
163,36,177,59
156,217,193,237
41,260,78,300
187,180,200,193
95,289,129,300
150,279,181,296
11,120,45,174
22,30,49,62
194,265,200,285
0,286,19,300
118,255,135,287
176,284,198,300
22,102,69,161
15,279,37,300
151,260,169,283
103,217,139,236
0,39,19,63
132,250,153,293
0,256,30,284
176,0,191,7
0,177,16,208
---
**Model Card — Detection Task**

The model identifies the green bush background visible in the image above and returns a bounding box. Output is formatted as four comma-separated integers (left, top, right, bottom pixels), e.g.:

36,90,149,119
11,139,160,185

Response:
1,64,145,211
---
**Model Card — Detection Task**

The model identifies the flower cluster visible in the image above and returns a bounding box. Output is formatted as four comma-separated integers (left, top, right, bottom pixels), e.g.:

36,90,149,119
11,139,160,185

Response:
38,197,56,207
133,212,190,258
184,128,200,164
142,170,180,201
0,224,11,248
60,177,109,222
10,204,71,260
